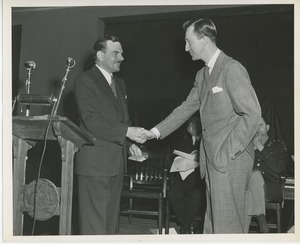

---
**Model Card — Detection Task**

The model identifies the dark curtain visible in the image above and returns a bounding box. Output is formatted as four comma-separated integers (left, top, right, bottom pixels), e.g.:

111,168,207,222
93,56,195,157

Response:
260,98,284,141
12,25,22,115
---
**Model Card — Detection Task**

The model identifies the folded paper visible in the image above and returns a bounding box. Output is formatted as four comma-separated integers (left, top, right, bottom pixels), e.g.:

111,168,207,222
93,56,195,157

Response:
171,150,199,180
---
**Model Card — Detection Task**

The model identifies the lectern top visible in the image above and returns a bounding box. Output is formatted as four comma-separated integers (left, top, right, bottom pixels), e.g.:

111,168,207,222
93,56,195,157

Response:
13,115,93,148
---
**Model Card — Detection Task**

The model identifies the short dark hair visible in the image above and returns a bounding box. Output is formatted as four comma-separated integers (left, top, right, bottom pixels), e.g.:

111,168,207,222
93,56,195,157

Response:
186,116,201,130
183,18,217,43
93,35,120,60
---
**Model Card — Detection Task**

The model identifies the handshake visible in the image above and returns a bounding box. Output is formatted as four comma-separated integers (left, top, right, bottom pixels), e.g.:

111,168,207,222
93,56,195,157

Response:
126,127,156,144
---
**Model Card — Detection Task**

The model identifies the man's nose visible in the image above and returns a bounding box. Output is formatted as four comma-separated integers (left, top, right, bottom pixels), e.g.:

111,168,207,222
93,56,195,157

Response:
185,43,190,52
119,54,124,61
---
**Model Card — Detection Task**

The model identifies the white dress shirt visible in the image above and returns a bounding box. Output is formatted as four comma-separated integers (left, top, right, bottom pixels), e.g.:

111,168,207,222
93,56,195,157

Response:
206,48,221,75
96,64,113,85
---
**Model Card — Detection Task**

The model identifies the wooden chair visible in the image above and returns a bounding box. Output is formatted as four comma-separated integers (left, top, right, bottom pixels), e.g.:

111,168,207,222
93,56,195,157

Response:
119,158,169,234
264,176,286,233
251,176,286,233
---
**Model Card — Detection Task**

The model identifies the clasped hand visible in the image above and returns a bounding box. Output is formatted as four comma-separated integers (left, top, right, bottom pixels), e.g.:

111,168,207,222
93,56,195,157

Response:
126,127,155,144
252,134,263,151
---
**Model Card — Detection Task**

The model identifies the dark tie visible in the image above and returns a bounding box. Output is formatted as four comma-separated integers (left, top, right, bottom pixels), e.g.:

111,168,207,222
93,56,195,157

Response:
110,74,117,98
204,66,210,85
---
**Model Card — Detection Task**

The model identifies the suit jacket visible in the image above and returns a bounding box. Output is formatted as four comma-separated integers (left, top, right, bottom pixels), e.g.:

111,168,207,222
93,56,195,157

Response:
74,65,130,177
156,51,261,177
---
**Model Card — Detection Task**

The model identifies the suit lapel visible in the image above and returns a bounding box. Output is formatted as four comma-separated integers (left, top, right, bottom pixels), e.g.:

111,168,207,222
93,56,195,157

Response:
200,52,226,110
91,66,125,118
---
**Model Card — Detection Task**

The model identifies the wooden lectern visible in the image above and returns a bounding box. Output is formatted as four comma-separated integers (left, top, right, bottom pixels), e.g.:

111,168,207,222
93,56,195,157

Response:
13,116,93,235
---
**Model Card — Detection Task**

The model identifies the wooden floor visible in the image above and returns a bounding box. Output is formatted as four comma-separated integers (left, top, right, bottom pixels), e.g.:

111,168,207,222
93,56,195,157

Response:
117,215,178,235
22,199,294,236
116,199,295,235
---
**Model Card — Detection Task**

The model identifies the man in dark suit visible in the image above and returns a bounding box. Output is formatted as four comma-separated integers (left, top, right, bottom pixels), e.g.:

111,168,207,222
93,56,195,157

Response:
74,35,144,235
140,18,261,233
168,116,205,234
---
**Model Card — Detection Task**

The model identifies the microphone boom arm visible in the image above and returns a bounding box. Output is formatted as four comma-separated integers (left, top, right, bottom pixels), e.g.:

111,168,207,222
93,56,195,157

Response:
51,58,75,117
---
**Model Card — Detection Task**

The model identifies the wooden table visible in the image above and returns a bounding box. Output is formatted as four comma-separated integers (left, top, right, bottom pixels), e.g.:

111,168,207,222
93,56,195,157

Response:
13,116,92,235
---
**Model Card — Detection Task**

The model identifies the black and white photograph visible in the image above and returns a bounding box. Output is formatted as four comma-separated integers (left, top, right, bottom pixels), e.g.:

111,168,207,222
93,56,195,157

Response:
1,0,299,243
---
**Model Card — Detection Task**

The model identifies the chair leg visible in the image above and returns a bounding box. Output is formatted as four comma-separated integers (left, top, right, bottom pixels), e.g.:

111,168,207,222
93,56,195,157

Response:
129,198,133,224
277,207,281,233
158,198,163,234
165,199,170,234
116,209,120,233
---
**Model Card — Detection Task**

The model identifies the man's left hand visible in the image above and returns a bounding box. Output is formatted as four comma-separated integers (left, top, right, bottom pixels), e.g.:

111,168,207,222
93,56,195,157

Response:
129,144,143,157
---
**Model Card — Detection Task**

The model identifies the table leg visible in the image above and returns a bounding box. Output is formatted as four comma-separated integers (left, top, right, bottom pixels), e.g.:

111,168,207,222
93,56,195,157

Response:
13,136,31,235
57,136,77,235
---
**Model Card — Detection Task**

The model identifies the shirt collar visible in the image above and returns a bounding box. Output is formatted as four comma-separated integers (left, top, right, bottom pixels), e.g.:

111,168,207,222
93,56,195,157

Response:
207,48,221,70
95,64,112,84
192,135,200,145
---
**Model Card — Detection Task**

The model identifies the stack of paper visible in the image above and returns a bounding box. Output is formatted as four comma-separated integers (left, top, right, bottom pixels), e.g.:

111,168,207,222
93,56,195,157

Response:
170,150,199,180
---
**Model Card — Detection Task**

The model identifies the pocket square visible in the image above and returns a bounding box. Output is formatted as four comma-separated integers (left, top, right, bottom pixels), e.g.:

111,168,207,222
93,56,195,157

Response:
212,86,223,94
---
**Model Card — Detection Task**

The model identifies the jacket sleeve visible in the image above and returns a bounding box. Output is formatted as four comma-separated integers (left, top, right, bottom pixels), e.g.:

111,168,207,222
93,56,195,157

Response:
156,72,202,138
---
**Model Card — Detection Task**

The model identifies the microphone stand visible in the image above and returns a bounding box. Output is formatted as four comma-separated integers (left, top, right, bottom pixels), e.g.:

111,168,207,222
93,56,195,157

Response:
25,68,33,116
51,59,75,117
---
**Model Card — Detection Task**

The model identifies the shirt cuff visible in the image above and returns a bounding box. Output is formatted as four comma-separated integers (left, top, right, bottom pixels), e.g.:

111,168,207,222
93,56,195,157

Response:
151,127,160,139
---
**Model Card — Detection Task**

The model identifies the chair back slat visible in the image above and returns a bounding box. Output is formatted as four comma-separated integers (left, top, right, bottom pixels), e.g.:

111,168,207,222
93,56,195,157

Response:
129,158,167,188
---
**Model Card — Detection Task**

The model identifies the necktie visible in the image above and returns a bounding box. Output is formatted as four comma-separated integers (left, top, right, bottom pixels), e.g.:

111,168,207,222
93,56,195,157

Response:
110,74,117,98
204,66,210,85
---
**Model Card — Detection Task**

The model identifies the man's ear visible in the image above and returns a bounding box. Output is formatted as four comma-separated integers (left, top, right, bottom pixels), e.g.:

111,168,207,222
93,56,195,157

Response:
96,51,104,62
266,124,270,132
202,36,209,45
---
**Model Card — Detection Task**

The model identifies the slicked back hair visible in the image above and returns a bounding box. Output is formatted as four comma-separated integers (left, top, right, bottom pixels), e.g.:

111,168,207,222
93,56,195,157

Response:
93,35,120,61
183,18,217,43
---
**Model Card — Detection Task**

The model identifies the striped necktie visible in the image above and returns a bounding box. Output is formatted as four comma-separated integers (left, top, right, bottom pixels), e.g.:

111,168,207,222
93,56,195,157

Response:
110,74,117,98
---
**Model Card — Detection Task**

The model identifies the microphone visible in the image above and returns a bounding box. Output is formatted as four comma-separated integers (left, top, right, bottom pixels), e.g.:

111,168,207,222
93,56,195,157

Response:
66,57,76,68
24,61,36,70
